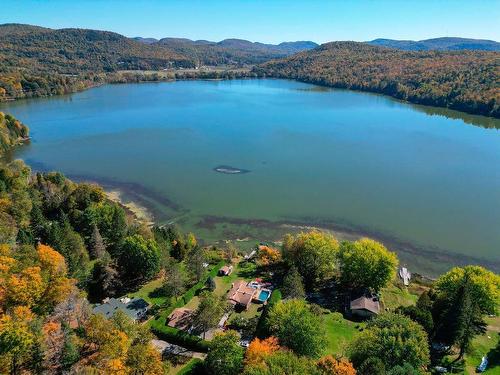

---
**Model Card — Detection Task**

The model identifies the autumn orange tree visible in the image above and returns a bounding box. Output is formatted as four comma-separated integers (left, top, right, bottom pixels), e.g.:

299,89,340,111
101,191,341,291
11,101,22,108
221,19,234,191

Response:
317,356,356,375
245,336,280,365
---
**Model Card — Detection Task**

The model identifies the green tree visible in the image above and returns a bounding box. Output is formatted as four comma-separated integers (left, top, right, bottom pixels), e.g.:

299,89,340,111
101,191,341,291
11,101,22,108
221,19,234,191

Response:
192,291,227,339
244,350,318,375
338,238,398,292
349,313,430,372
89,224,106,259
205,330,244,375
281,266,306,299
119,235,161,282
187,246,205,282
282,231,339,289
161,262,186,300
267,299,326,357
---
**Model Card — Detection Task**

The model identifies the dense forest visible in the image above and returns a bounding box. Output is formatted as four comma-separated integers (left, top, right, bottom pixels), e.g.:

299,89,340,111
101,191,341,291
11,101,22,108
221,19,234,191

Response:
254,42,500,118
0,112,29,154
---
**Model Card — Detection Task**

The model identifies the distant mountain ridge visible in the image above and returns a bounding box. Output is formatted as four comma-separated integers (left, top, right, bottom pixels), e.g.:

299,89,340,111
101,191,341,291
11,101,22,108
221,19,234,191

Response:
368,37,500,51
135,36,318,65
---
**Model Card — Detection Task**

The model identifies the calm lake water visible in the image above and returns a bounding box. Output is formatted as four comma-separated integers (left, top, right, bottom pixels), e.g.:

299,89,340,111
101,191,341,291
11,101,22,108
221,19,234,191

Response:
2,79,499,275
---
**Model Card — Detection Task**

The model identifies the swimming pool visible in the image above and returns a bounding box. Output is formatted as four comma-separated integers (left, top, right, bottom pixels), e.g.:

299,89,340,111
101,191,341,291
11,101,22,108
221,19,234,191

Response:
257,290,271,302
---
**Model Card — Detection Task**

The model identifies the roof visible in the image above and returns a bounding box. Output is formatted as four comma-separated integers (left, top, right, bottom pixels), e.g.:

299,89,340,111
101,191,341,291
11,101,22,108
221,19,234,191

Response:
350,296,380,314
228,280,256,307
93,297,149,320
220,265,233,274
167,308,194,330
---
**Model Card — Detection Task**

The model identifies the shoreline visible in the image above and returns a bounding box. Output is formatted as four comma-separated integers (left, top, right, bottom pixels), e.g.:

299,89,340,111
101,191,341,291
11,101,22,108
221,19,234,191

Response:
104,189,154,225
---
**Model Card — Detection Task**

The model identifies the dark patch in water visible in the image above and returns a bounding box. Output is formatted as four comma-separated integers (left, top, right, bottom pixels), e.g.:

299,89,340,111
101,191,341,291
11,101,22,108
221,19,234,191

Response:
196,215,499,275
213,165,250,174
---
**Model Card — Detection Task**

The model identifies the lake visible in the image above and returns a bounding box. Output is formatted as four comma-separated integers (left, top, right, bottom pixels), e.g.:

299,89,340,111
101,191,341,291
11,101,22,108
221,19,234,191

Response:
2,79,499,275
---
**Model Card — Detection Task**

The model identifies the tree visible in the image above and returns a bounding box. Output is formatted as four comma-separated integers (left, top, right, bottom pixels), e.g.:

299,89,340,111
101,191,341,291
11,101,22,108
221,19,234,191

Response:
206,276,216,291
243,350,318,375
0,306,38,375
89,224,106,259
119,235,161,282
433,266,499,359
357,357,385,375
317,356,356,375
257,246,282,267
161,262,186,300
282,231,339,288
187,246,205,282
396,305,434,336
281,266,306,299
245,336,280,366
348,313,430,372
88,253,121,301
192,291,227,339
267,299,326,357
205,330,244,375
435,266,499,315
338,238,398,292
125,343,166,375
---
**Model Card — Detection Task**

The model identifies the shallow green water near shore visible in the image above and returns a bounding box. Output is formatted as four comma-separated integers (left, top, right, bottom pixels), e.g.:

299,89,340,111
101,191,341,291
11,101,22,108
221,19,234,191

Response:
2,79,499,275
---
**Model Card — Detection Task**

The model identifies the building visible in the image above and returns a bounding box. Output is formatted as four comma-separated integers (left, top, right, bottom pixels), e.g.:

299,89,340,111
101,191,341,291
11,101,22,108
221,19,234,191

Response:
350,296,380,319
227,280,257,310
93,297,149,321
167,308,194,330
219,265,233,276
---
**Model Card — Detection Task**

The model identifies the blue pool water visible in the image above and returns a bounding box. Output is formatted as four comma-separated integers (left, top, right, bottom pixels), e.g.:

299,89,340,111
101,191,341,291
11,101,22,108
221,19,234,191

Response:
258,290,271,302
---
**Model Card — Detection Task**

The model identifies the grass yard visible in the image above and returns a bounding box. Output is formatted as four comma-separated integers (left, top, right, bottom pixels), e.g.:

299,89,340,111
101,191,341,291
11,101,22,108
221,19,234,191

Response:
128,277,166,306
168,358,203,375
380,282,419,310
464,316,500,374
323,312,362,356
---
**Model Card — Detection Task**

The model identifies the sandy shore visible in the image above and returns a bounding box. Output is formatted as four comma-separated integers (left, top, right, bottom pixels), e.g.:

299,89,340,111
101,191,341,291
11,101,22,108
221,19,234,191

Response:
105,189,154,225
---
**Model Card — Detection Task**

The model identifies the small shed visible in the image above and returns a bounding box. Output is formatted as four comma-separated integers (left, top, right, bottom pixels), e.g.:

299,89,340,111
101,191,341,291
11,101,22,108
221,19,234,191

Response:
219,265,233,276
350,296,380,319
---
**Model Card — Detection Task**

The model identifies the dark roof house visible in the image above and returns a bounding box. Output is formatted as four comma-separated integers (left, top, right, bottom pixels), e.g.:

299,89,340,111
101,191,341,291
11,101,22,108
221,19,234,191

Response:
350,296,380,319
93,297,149,321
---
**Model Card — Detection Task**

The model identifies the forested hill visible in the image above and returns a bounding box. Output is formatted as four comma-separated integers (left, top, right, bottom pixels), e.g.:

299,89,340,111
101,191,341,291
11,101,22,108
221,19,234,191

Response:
0,23,191,75
368,37,500,51
0,111,29,154
254,42,500,118
152,37,318,65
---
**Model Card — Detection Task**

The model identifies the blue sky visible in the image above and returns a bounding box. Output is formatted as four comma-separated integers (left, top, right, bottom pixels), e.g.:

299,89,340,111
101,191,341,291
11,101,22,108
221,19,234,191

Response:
3,0,499,43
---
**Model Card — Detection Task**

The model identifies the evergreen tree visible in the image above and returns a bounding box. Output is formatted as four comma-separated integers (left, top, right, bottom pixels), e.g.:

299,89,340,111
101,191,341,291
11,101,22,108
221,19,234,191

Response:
89,224,106,259
282,266,306,299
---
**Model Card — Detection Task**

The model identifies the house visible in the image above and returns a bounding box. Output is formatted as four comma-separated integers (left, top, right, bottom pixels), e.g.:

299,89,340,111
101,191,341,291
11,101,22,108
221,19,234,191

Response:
219,265,233,276
93,297,149,321
227,280,257,310
167,308,194,330
350,296,380,319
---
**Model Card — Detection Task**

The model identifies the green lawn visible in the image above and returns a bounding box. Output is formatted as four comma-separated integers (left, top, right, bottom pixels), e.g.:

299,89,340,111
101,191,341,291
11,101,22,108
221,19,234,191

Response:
168,358,203,375
380,282,419,311
323,312,362,356
128,278,166,306
464,316,500,374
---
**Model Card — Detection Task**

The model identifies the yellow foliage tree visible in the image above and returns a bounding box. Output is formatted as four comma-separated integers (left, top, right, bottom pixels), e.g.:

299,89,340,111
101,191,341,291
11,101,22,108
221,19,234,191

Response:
257,246,282,267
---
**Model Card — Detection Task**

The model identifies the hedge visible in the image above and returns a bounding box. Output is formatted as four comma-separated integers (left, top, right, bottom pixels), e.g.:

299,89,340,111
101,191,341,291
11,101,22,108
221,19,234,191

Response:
151,325,209,352
255,288,281,338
